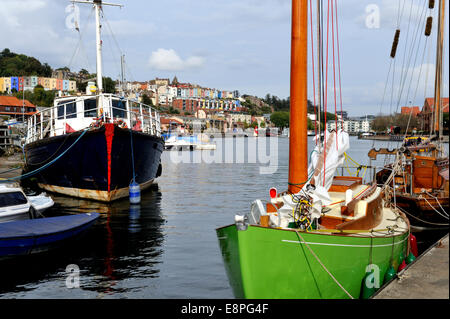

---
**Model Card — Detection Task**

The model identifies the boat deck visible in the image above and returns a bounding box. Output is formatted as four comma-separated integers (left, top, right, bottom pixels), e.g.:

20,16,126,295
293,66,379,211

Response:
316,185,409,237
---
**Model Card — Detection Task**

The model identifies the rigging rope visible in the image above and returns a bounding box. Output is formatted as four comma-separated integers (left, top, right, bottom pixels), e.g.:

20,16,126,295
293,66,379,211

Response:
322,0,331,187
330,0,338,149
67,7,95,73
334,0,344,121
309,0,318,141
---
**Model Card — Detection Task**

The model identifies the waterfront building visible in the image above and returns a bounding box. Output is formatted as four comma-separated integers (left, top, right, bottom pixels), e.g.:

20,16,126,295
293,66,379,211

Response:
401,106,421,116
23,76,32,89
0,78,6,93
63,80,69,91
0,96,36,120
2,78,11,93
50,78,57,90
419,97,449,132
30,76,38,88
10,77,19,91
69,80,77,91
326,119,371,133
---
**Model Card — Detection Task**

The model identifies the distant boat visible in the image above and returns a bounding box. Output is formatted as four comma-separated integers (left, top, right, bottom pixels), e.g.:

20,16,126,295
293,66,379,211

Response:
163,134,216,151
23,0,163,202
0,212,99,260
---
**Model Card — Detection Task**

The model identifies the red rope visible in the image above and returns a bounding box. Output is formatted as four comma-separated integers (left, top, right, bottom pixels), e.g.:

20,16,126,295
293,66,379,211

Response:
335,0,344,124
309,0,318,142
323,0,331,187
331,0,338,149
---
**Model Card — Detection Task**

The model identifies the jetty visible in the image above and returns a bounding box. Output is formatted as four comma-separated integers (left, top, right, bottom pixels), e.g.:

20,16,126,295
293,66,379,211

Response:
373,234,449,299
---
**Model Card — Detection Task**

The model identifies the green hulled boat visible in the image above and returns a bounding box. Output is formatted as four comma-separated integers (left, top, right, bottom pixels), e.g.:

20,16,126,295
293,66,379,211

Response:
216,0,411,299
217,201,409,299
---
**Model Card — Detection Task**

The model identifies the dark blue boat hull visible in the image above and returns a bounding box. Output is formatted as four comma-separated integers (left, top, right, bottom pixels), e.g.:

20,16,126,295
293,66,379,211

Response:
0,213,100,259
23,125,164,201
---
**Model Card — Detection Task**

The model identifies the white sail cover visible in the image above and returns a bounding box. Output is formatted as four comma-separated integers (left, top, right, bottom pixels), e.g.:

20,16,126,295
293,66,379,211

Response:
268,129,350,228
307,129,350,190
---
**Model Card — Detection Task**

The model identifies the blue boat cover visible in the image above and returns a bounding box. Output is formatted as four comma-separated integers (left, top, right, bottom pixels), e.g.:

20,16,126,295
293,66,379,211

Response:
0,213,100,239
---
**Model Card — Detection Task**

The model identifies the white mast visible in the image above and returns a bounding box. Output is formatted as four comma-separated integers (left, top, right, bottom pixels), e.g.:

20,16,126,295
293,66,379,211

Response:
121,54,125,93
94,0,103,92
71,0,123,93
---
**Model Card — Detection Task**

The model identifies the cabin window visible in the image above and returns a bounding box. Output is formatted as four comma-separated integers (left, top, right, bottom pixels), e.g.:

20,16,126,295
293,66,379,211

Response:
84,99,97,117
112,99,126,118
57,99,76,119
0,191,28,207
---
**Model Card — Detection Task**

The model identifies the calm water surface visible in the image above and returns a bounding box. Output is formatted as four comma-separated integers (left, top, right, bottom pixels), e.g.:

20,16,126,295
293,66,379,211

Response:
0,136,447,298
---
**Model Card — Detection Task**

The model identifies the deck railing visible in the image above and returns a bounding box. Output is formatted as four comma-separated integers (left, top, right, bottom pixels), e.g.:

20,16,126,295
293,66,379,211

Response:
26,94,161,144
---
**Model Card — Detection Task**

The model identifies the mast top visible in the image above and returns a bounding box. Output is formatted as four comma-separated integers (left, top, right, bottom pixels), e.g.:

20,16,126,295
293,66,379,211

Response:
71,0,123,8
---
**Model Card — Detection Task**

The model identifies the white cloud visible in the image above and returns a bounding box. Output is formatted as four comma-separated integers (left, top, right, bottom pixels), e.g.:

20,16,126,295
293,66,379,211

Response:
148,48,204,71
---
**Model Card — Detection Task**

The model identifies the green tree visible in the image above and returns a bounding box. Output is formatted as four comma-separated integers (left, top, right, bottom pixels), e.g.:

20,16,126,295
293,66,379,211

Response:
307,118,314,130
250,121,258,128
0,48,53,77
103,77,116,93
141,93,153,106
270,111,290,128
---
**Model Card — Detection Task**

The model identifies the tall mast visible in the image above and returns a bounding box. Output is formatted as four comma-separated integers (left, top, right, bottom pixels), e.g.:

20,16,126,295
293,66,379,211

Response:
433,0,446,140
120,54,126,94
316,0,322,143
94,0,103,92
71,0,123,93
288,0,308,193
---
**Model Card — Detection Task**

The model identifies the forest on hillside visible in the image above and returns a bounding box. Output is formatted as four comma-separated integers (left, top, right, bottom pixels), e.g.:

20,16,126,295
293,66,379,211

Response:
0,48,52,77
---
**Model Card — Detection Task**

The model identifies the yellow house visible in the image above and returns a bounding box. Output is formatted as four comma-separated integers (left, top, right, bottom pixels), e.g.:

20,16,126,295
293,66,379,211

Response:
1,77,11,92
0,78,4,92
50,78,57,90
69,80,77,92
43,78,51,90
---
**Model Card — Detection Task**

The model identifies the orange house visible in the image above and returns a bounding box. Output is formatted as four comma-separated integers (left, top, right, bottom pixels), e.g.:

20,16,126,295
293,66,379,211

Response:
56,79,63,90
0,96,37,119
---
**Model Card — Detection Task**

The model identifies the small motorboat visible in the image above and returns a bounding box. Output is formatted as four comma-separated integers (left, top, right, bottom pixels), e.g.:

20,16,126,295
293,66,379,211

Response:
0,212,100,259
164,134,216,151
0,183,54,223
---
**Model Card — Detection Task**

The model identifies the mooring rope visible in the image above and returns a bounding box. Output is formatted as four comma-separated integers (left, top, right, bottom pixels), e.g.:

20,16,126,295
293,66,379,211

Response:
396,204,448,226
0,128,89,183
420,195,449,220
424,190,449,218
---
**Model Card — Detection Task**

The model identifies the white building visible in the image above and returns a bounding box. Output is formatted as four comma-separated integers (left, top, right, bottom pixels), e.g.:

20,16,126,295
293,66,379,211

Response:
326,119,371,133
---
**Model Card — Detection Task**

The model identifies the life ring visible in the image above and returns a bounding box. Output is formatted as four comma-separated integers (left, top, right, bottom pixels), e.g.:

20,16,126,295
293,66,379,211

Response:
115,119,128,129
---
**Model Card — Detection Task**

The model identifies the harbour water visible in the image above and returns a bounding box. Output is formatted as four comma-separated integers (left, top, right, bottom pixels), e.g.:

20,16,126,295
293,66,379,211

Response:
0,136,448,298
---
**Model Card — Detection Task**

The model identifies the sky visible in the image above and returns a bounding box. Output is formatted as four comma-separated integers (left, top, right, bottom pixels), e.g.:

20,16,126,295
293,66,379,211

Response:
1,0,448,117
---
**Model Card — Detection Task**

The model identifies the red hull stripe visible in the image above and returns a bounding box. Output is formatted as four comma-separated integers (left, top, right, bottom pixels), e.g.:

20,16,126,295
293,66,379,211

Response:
104,124,115,193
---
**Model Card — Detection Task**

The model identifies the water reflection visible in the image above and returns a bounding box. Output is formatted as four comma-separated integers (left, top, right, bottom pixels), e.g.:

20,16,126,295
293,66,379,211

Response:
0,185,165,297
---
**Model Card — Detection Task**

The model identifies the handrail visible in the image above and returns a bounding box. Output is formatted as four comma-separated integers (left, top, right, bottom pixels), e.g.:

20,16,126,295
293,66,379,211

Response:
26,94,161,143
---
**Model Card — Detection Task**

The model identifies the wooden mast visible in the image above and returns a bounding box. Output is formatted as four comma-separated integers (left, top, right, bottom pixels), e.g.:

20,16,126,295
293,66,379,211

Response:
433,0,446,139
288,0,308,193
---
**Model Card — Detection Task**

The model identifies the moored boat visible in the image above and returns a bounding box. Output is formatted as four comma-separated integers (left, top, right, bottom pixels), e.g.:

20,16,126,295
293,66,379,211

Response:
0,183,54,223
22,0,164,202
368,0,449,230
0,212,99,259
216,0,411,299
